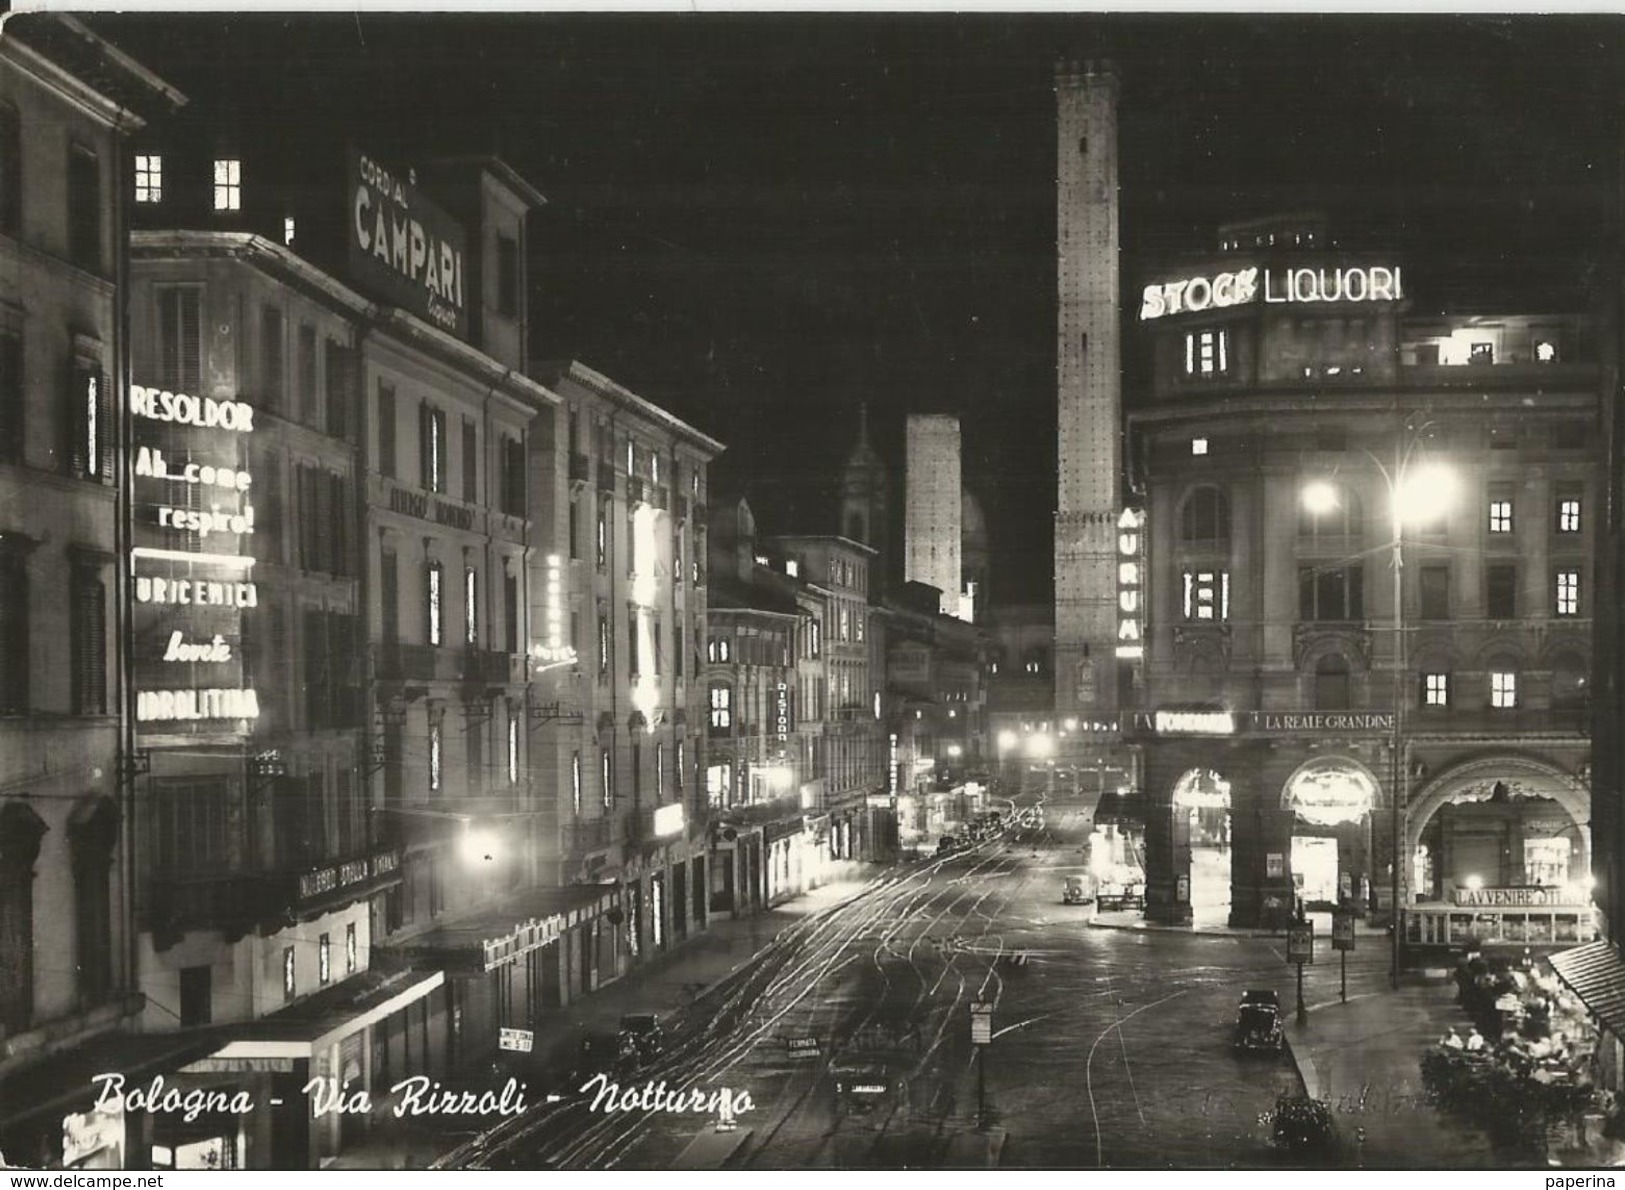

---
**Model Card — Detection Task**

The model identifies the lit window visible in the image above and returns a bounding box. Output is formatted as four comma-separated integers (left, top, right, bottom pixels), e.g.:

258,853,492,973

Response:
1536,340,1557,363
429,720,442,790
1488,500,1513,534
786,558,799,577
709,683,732,729
1491,671,1517,709
1423,672,1449,707
601,749,612,808
571,751,582,815
464,566,478,645
856,612,865,642
1556,570,1580,616
1191,437,1209,456
1469,342,1494,366
1558,498,1581,534
345,923,357,974
212,158,241,211
1182,569,1229,622
283,215,296,246
656,742,665,793
283,946,296,1000
706,763,732,808
507,714,519,784
319,934,331,985
134,154,162,203
426,562,443,646
1184,329,1230,377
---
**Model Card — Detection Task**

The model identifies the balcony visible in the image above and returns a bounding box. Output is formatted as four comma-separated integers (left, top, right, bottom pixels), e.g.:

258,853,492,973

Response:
569,452,591,484
375,641,464,683
148,846,404,947
650,485,669,512
462,647,519,686
627,476,647,505
596,461,616,493
719,793,804,829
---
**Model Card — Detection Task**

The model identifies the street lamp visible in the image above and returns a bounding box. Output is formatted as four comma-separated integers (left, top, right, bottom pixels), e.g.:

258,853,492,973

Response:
1303,431,1455,989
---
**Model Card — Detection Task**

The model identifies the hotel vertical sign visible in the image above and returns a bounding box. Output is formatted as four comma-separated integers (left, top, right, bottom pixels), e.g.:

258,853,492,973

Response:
129,385,260,741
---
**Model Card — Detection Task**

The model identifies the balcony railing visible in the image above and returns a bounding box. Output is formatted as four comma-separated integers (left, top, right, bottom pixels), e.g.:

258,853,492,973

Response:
462,647,518,685
596,461,616,492
375,641,464,682
627,476,647,505
149,845,404,944
569,452,591,484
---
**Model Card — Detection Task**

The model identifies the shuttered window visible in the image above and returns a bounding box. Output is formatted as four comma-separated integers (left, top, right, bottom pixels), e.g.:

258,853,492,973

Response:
501,436,526,515
297,323,317,428
260,305,285,414
0,104,19,235
0,550,26,715
67,144,101,273
68,360,113,483
70,565,106,715
377,381,396,478
420,403,446,493
462,417,477,503
381,547,400,644
325,340,353,440
152,778,227,872
304,608,330,728
0,329,19,464
157,287,201,393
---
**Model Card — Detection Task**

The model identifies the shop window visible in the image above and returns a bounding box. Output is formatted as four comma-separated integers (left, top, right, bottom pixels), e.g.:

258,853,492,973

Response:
1422,671,1450,708
1525,837,1570,888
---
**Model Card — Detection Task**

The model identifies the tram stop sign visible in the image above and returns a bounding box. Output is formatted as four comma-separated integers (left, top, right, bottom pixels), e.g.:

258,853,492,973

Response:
1286,924,1314,964
970,1001,993,1045
1332,912,1356,952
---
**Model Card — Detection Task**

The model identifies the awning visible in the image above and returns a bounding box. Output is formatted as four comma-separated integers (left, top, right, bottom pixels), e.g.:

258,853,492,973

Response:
1549,941,1625,1040
0,1027,228,1144
201,967,445,1061
376,884,614,975
1091,791,1146,827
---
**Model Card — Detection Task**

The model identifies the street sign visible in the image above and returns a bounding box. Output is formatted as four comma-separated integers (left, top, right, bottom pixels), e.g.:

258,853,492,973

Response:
1286,924,1314,964
498,1027,534,1053
970,1000,993,1045
1332,912,1356,951
786,1037,821,1058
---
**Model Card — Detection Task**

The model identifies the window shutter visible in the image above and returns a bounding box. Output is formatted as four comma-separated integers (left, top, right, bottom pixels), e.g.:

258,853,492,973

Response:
419,402,432,490
313,469,335,573
462,417,477,503
0,332,20,463
325,340,353,440
377,382,396,479
71,568,106,715
159,288,201,393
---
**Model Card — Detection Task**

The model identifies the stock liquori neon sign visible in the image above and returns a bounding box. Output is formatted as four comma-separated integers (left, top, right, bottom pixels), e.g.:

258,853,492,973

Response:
129,383,260,733
1139,264,1403,320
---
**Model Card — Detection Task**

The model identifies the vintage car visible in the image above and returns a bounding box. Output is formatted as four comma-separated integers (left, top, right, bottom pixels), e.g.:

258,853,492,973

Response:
1063,874,1094,905
618,1013,665,1066
936,835,963,857
1234,989,1285,1053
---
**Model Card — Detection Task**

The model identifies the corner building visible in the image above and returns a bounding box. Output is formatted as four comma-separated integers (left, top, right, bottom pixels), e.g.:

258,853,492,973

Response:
1128,215,1598,947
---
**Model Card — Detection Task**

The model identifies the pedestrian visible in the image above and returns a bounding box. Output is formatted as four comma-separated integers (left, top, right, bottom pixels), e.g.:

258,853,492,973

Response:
1465,1027,1486,1052
1441,1027,1465,1050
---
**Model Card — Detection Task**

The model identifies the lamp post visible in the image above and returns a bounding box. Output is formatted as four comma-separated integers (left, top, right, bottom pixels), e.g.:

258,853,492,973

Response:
1304,430,1455,990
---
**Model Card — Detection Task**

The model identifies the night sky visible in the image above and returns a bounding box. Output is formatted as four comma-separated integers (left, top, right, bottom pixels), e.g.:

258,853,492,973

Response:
85,11,1625,602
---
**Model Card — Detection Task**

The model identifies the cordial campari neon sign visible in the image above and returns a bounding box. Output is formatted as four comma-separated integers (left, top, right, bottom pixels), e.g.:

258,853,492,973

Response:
1115,507,1145,660
1138,264,1403,320
130,383,260,727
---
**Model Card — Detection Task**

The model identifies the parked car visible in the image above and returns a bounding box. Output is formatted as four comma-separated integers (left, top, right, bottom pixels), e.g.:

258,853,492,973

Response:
618,1013,664,1066
1063,874,1094,905
936,835,962,857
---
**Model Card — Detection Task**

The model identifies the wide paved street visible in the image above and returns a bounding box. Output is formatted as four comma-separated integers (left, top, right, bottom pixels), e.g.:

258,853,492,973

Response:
438,786,1469,1170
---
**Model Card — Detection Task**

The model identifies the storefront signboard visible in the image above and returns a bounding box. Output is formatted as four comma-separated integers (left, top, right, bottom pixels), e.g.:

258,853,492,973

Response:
1453,886,1577,909
1332,912,1355,951
499,1028,534,1053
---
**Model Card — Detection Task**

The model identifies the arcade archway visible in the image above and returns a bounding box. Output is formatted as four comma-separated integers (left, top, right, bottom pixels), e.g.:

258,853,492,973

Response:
1172,768,1231,926
1280,756,1378,912
1404,755,1590,906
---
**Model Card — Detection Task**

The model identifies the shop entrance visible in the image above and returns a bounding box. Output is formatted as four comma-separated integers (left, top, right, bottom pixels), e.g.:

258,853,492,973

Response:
1291,835,1340,906
1172,768,1231,928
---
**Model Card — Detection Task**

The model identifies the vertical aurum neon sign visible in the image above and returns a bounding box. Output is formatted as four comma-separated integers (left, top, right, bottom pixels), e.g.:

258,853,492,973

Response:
1115,507,1144,661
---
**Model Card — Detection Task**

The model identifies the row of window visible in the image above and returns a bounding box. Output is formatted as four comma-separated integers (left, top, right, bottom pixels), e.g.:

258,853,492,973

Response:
1178,483,1585,543
379,549,523,655
566,407,702,498
379,391,526,515
563,741,688,817
1172,564,1586,623
0,330,114,482
1178,327,1564,381
0,112,104,272
422,714,524,793
0,553,108,717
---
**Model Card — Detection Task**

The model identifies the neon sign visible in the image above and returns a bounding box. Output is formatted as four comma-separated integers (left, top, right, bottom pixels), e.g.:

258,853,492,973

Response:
137,688,261,722
1115,507,1144,660
775,682,790,744
1139,265,1403,321
130,385,255,432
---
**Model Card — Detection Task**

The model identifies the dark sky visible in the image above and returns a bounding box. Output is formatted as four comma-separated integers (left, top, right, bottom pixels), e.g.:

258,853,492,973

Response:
87,11,1625,602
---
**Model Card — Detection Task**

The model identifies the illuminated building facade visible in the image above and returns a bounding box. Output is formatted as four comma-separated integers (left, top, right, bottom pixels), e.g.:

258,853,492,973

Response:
535,361,721,982
0,17,184,1169
1128,213,1598,939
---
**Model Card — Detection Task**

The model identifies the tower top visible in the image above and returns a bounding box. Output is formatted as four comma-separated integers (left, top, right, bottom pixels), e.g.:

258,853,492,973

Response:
1055,57,1120,90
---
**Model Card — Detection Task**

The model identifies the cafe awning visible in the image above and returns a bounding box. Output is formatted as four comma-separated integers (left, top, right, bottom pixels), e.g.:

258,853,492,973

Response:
1549,940,1625,1040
